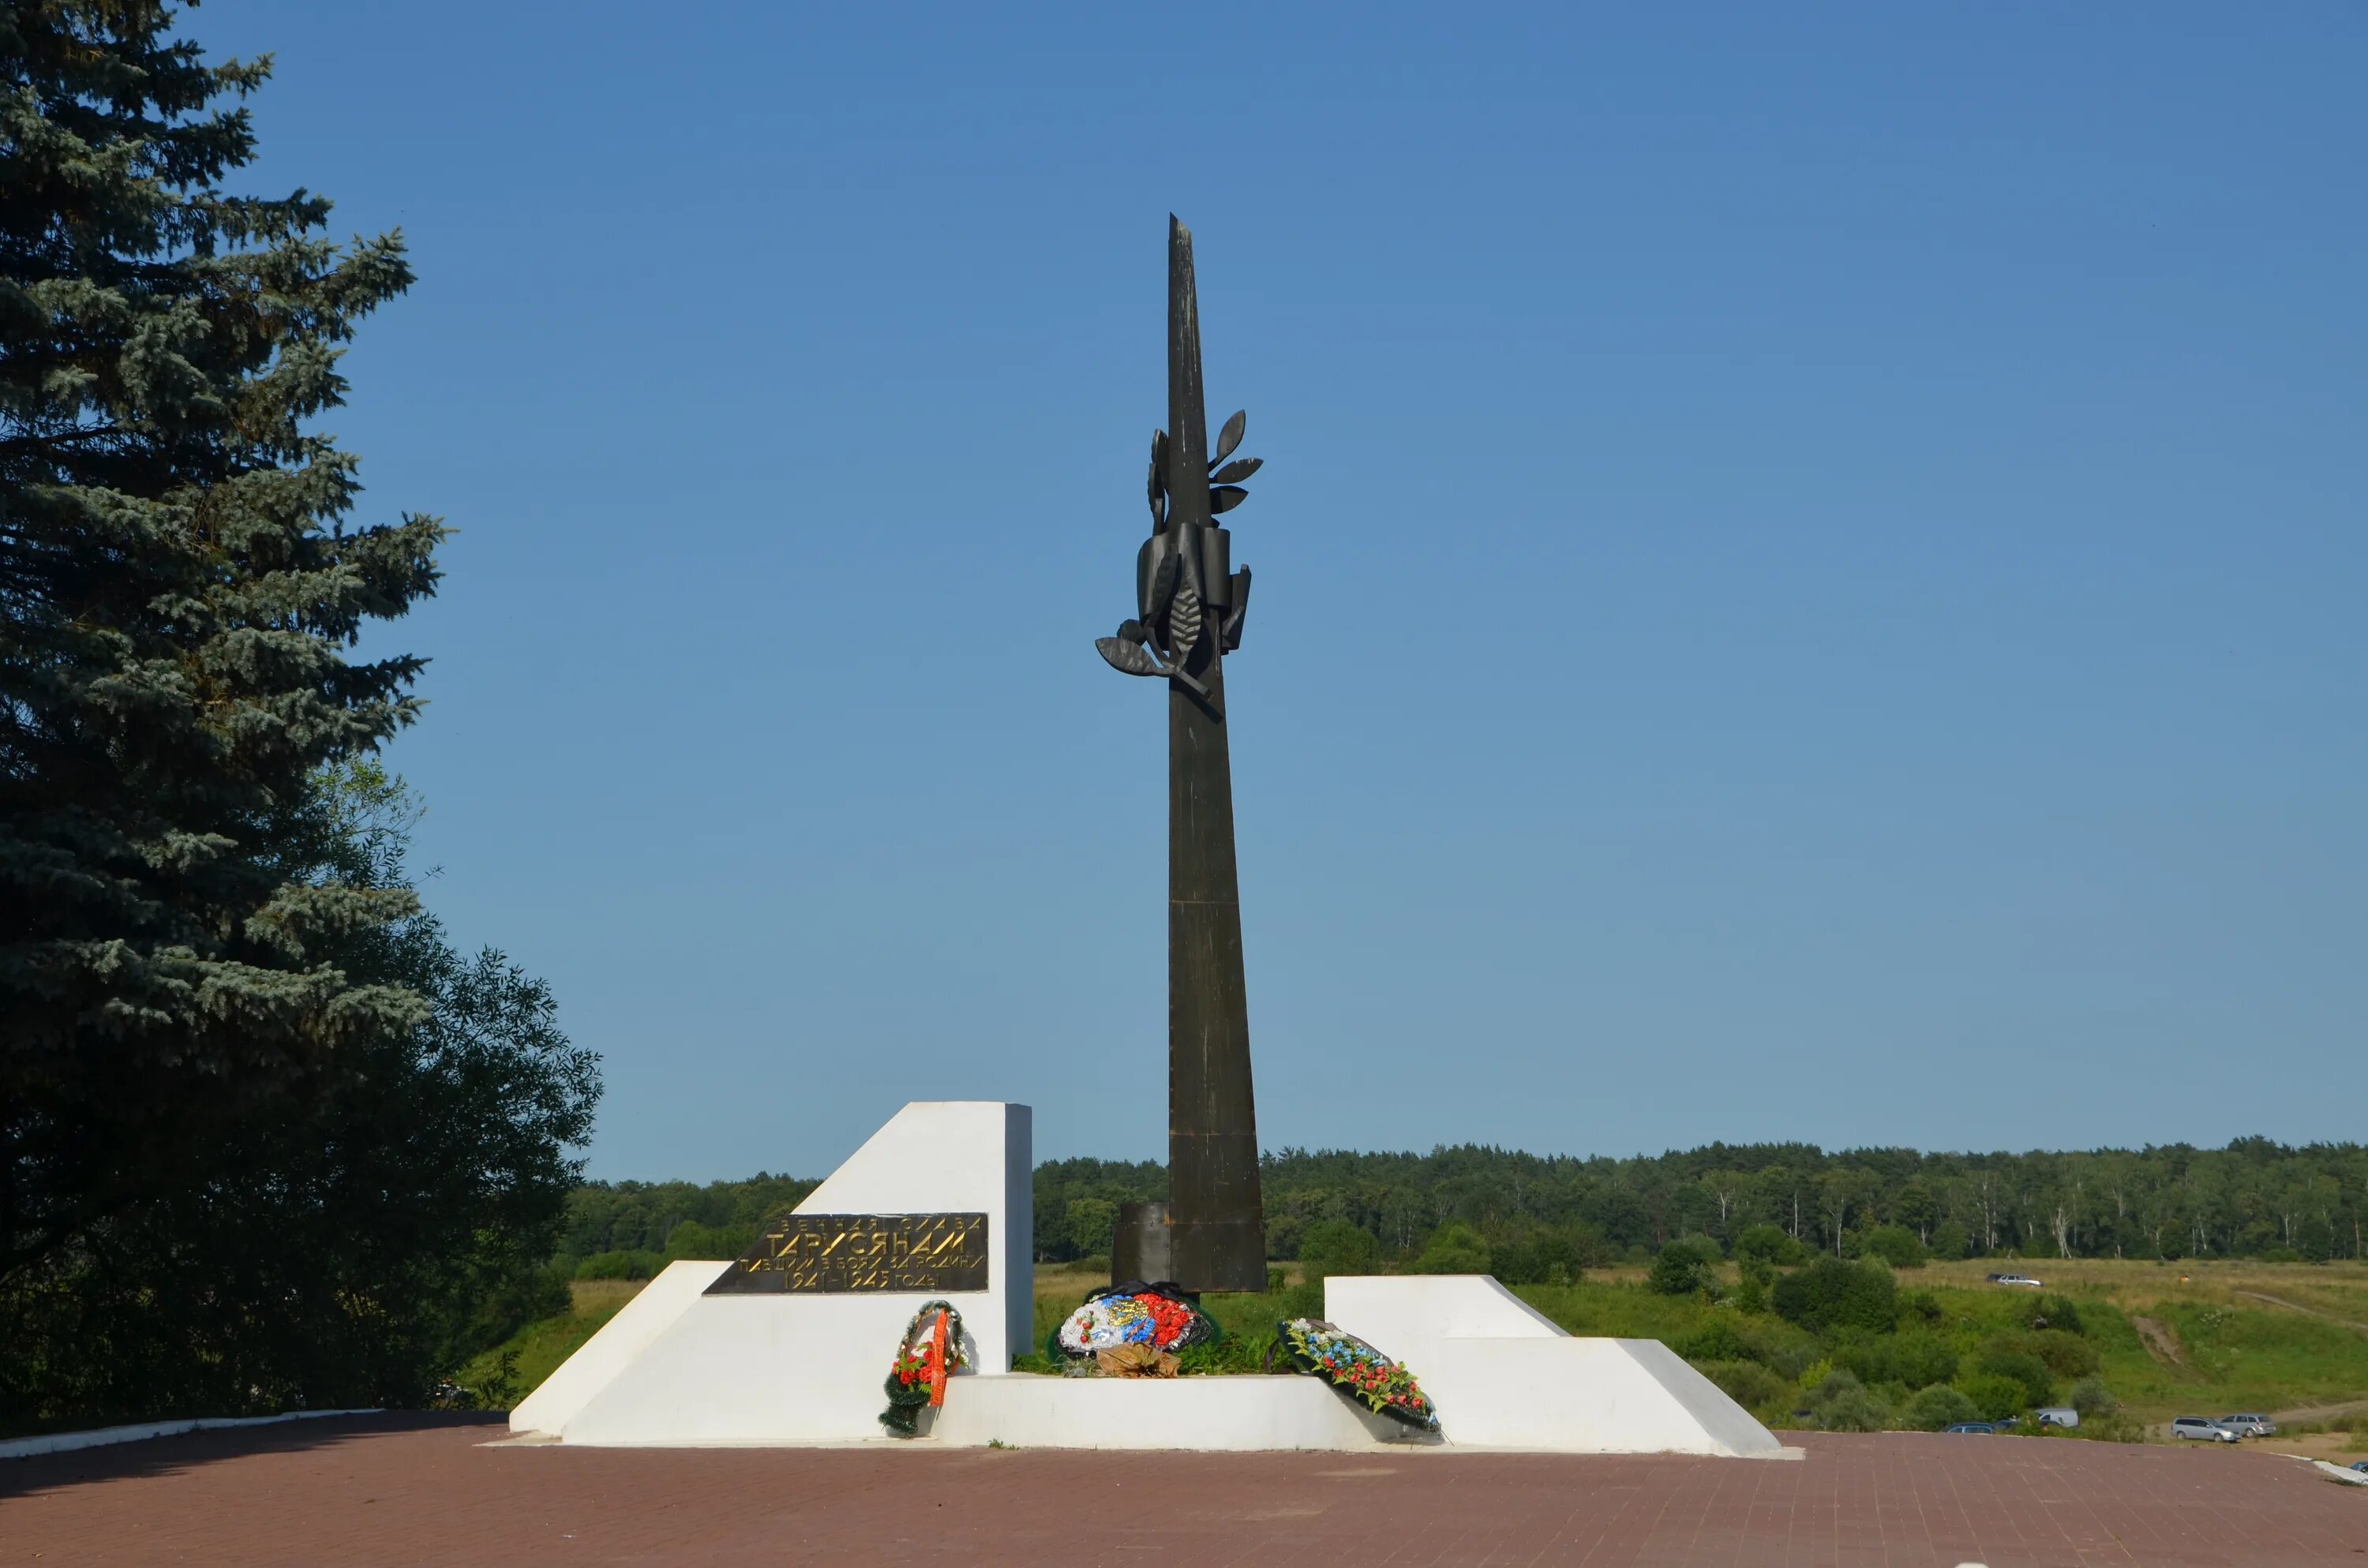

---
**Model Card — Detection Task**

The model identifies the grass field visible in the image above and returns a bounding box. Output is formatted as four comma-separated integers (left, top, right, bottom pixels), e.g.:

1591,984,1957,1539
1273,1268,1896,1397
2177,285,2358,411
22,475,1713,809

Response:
453,1279,644,1405
481,1258,2368,1441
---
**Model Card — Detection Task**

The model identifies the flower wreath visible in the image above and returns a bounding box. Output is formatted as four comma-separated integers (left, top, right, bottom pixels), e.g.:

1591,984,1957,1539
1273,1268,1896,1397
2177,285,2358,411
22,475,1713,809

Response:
1276,1317,1438,1429
1054,1280,1217,1375
879,1299,967,1435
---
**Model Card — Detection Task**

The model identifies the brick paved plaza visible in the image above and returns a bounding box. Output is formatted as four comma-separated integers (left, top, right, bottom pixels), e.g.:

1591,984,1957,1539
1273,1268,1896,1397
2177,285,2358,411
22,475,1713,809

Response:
3,1414,2362,1566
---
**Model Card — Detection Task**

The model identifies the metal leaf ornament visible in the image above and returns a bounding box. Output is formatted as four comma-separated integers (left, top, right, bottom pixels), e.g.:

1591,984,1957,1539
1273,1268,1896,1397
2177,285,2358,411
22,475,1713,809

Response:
1147,430,1169,527
1096,630,1164,678
1145,548,1180,623
1208,485,1249,515
1214,409,1246,465
1167,582,1203,661
1212,458,1262,485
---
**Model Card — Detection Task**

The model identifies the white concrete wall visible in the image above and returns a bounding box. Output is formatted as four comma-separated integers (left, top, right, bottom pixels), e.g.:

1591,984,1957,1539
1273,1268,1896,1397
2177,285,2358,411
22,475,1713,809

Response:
929,1374,1424,1451
1324,1274,1789,1458
548,1101,1032,1446
784,1100,1032,1372
510,1261,727,1435
1325,1274,1564,1342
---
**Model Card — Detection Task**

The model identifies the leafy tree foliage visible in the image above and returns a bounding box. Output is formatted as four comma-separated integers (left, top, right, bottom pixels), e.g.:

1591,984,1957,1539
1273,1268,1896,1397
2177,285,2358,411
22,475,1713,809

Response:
560,1173,818,1264
1647,1241,1715,1297
1851,1224,1928,1268
1,1,442,1282
1488,1226,1594,1285
1062,1197,1116,1259
1959,1372,2030,1423
1036,1135,2368,1269
1771,1256,1898,1335
1902,1383,1980,1431
1408,1221,1489,1274
1296,1218,1380,1285
0,6,594,1426
1973,1347,2055,1409
2,768,598,1423
1835,1333,1958,1390
2068,1375,2117,1418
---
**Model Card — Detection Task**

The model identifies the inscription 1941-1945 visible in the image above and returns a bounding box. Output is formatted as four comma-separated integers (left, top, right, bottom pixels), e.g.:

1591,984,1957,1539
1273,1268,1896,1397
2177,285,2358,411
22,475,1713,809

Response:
703,1212,991,1295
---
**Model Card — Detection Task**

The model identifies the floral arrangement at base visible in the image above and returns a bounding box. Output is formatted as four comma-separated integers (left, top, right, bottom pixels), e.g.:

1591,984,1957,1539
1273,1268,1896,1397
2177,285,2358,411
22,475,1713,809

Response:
1276,1317,1439,1430
1055,1281,1216,1374
879,1299,967,1435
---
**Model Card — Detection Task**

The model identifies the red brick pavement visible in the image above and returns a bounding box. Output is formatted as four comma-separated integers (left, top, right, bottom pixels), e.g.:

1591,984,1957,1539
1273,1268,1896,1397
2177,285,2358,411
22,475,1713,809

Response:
2,1414,2363,1566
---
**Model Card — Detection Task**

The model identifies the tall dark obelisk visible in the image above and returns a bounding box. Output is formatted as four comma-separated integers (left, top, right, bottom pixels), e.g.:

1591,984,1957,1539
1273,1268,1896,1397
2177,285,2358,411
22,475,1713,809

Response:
1092,218,1266,1293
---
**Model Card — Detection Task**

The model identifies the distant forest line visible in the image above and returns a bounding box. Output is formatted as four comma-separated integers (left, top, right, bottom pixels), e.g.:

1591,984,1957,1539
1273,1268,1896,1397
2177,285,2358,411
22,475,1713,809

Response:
556,1136,2368,1278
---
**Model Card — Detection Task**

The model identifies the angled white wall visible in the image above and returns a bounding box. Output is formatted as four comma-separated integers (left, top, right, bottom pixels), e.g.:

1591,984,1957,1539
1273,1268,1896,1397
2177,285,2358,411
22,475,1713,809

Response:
509,1260,728,1436
516,1101,1031,1443
1325,1275,1789,1458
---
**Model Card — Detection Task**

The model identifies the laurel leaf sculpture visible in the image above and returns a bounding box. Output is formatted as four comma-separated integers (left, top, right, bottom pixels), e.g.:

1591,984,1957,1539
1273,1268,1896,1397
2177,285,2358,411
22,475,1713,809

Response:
1168,582,1203,662
1212,458,1261,485
1214,409,1246,465
1096,634,1165,678
1145,548,1179,626
1208,485,1249,515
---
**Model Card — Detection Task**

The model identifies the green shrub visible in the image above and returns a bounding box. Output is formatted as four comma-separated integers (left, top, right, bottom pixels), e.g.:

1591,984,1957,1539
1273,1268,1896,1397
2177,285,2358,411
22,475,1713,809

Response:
1902,1383,1980,1431
1959,1372,2029,1422
2068,1375,2118,1418
1771,1256,1897,1334
1731,1256,1774,1315
1677,1315,1760,1364
2017,1329,2099,1379
1411,1222,1490,1275
2032,1294,2085,1336
1928,1221,1969,1259
1673,1233,1725,1264
1735,1225,1807,1266
1695,1359,1790,1413
1975,1348,2054,1409
1298,1220,1381,1285
1838,1334,1957,1389
575,1249,664,1281
1854,1226,1928,1269
1647,1242,1714,1297
1807,1368,1890,1432
1490,1229,1587,1287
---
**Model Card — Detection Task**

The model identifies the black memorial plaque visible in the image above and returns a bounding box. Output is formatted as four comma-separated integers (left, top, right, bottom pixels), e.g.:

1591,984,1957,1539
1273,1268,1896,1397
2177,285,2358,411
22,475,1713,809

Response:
703,1212,991,1294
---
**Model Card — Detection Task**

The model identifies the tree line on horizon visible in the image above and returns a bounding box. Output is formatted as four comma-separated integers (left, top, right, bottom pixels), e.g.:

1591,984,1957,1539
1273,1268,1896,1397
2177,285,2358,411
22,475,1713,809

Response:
553,1134,2368,1283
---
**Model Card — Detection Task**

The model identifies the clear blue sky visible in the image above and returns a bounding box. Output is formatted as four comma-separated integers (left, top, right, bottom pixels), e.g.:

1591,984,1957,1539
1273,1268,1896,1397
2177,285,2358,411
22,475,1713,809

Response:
199,2,2362,1180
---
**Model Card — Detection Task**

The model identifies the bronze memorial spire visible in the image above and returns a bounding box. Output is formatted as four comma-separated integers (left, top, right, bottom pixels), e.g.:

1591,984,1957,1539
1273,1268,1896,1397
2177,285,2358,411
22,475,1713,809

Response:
1093,218,1265,1293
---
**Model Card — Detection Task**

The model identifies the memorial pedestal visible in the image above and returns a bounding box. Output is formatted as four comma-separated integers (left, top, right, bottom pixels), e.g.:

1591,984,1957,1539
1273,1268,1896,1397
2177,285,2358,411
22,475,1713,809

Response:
512,1100,1789,1458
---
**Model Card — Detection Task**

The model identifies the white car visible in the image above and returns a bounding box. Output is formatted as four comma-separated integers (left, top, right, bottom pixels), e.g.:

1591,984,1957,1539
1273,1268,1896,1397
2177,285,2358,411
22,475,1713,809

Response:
1991,1273,2044,1288
2171,1416,2240,1443
2217,1413,2276,1438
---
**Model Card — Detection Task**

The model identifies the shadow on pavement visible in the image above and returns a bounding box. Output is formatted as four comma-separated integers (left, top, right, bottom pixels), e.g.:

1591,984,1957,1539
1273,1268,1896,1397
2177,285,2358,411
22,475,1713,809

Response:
0,1410,503,1499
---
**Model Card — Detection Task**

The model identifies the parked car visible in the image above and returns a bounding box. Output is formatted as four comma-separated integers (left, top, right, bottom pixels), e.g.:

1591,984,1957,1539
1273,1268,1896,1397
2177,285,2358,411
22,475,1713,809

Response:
2034,1407,2080,1429
2171,1416,2240,1443
1944,1423,1995,1434
1991,1273,2043,1288
2216,1413,2276,1438
2351,1460,2368,1476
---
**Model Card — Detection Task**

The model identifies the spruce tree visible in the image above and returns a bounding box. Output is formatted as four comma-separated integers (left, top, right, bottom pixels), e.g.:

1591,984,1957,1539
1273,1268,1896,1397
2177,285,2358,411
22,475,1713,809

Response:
1,2,443,1278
